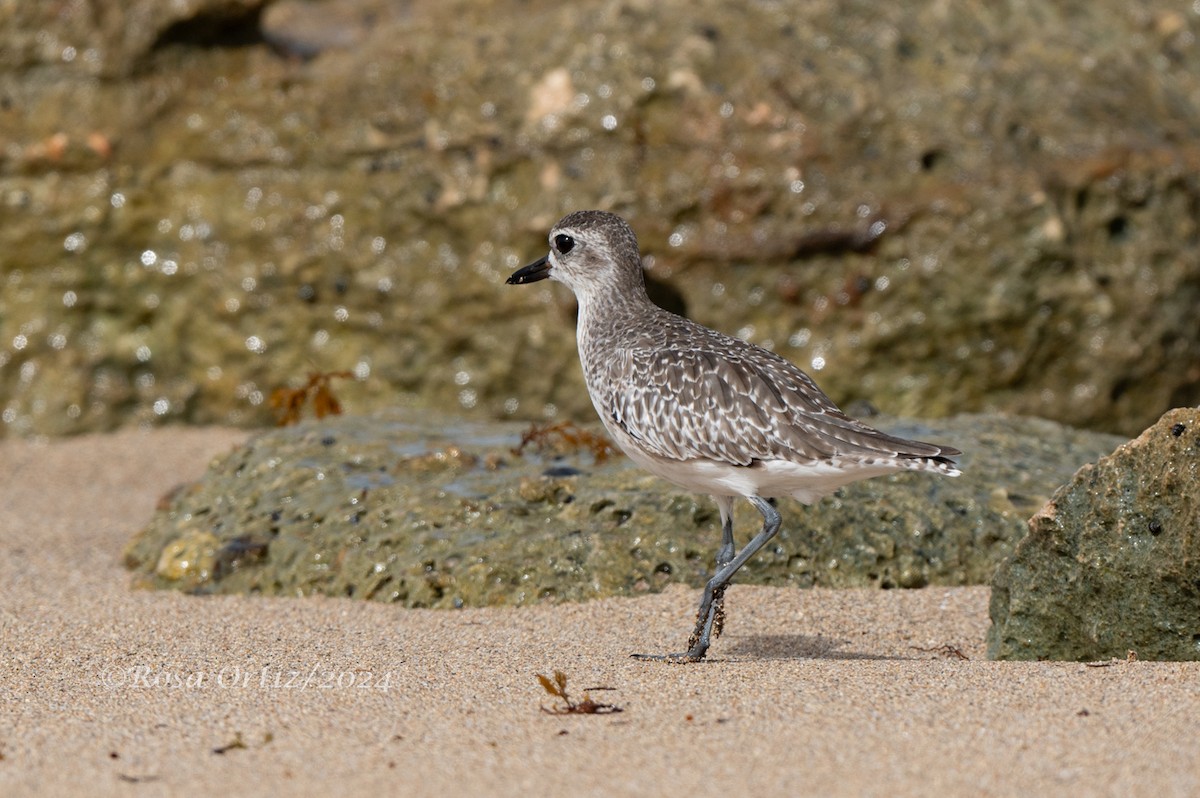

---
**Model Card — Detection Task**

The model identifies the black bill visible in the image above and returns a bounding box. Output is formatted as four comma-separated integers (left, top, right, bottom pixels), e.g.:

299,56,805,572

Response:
506,254,551,284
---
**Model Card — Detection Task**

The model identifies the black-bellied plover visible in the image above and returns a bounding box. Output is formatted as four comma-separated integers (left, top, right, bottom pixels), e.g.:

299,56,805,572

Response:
508,210,961,662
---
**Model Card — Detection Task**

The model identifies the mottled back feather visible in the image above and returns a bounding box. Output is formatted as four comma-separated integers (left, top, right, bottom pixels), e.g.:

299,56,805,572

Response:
591,308,959,467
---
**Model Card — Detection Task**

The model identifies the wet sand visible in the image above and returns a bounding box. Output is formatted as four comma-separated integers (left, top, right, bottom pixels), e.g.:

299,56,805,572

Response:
1,427,1196,796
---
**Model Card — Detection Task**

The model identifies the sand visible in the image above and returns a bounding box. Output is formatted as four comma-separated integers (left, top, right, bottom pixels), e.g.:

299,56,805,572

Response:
1,426,1197,797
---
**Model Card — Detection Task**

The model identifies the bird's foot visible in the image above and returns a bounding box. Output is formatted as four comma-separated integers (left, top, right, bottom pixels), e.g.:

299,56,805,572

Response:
631,579,731,663
630,598,724,663
629,648,708,664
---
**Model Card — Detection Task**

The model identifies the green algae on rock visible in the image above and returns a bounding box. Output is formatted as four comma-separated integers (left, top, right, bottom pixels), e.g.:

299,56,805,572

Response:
988,407,1200,662
124,411,1123,608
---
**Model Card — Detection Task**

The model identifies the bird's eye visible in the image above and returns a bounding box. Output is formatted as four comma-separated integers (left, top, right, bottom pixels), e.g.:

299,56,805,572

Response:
554,234,575,254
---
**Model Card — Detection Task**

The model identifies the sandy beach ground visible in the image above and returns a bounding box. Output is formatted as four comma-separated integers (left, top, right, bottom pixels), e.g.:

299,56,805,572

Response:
1,427,1197,796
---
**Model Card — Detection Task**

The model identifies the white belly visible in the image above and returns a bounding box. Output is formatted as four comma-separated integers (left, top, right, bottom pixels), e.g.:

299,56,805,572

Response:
601,415,904,505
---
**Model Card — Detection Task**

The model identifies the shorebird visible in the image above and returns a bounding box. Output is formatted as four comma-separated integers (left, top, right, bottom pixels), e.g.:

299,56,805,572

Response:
507,210,961,662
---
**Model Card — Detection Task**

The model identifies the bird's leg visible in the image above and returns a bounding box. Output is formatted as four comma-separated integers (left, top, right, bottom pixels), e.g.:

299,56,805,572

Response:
707,496,737,642
633,496,781,663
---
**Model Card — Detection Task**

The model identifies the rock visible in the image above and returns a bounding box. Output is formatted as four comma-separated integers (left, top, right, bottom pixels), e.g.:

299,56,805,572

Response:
3,0,1199,437
123,410,1122,607
988,407,1200,661
0,0,269,75
260,0,407,60
153,530,221,586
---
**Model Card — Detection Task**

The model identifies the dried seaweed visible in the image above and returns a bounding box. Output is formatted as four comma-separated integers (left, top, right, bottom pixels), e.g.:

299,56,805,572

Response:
513,421,617,464
536,670,622,715
911,644,970,660
269,371,354,426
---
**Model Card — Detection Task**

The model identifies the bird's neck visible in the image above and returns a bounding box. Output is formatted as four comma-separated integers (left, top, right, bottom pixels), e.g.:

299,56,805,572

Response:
575,284,659,357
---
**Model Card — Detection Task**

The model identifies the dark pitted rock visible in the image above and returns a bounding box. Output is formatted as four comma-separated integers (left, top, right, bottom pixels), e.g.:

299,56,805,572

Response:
0,0,269,75
124,411,1122,607
988,407,1200,661
3,0,1199,437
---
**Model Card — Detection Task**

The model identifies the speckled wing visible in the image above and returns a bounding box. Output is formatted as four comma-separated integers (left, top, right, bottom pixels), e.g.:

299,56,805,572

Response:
603,339,953,467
